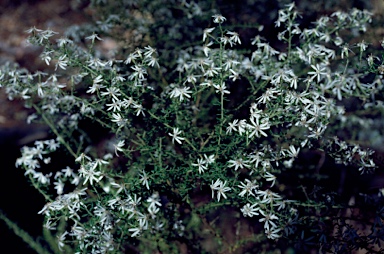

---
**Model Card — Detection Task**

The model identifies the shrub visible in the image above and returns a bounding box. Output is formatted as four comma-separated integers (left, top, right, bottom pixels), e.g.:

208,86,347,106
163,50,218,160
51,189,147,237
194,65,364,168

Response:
1,1,384,253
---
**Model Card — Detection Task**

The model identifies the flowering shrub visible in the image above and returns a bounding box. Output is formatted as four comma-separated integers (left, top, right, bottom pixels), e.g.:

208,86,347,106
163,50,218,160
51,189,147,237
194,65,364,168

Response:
1,1,384,253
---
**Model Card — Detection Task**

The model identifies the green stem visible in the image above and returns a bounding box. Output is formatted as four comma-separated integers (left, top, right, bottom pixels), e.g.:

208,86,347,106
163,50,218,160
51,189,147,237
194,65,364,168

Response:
33,105,77,158
0,209,52,254
28,174,53,202
147,110,197,151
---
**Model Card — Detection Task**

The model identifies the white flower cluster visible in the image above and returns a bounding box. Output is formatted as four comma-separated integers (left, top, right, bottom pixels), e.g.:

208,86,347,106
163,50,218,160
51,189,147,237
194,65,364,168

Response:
1,1,382,252
227,104,271,139
191,154,215,174
15,136,169,251
16,139,60,185
204,140,301,239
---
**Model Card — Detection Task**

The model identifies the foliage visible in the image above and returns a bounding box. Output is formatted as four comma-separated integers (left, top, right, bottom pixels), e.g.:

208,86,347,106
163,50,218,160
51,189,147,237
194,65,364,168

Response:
1,1,384,253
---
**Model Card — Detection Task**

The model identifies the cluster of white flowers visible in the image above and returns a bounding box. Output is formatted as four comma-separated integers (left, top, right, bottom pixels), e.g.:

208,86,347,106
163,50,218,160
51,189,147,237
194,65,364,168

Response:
325,137,377,173
210,179,231,202
188,3,378,241
16,139,60,185
191,154,215,174
1,1,383,252
15,135,170,251
169,84,192,102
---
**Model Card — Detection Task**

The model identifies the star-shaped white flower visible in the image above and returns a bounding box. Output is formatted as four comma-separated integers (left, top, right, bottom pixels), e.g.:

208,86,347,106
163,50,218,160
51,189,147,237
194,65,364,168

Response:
168,128,185,144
